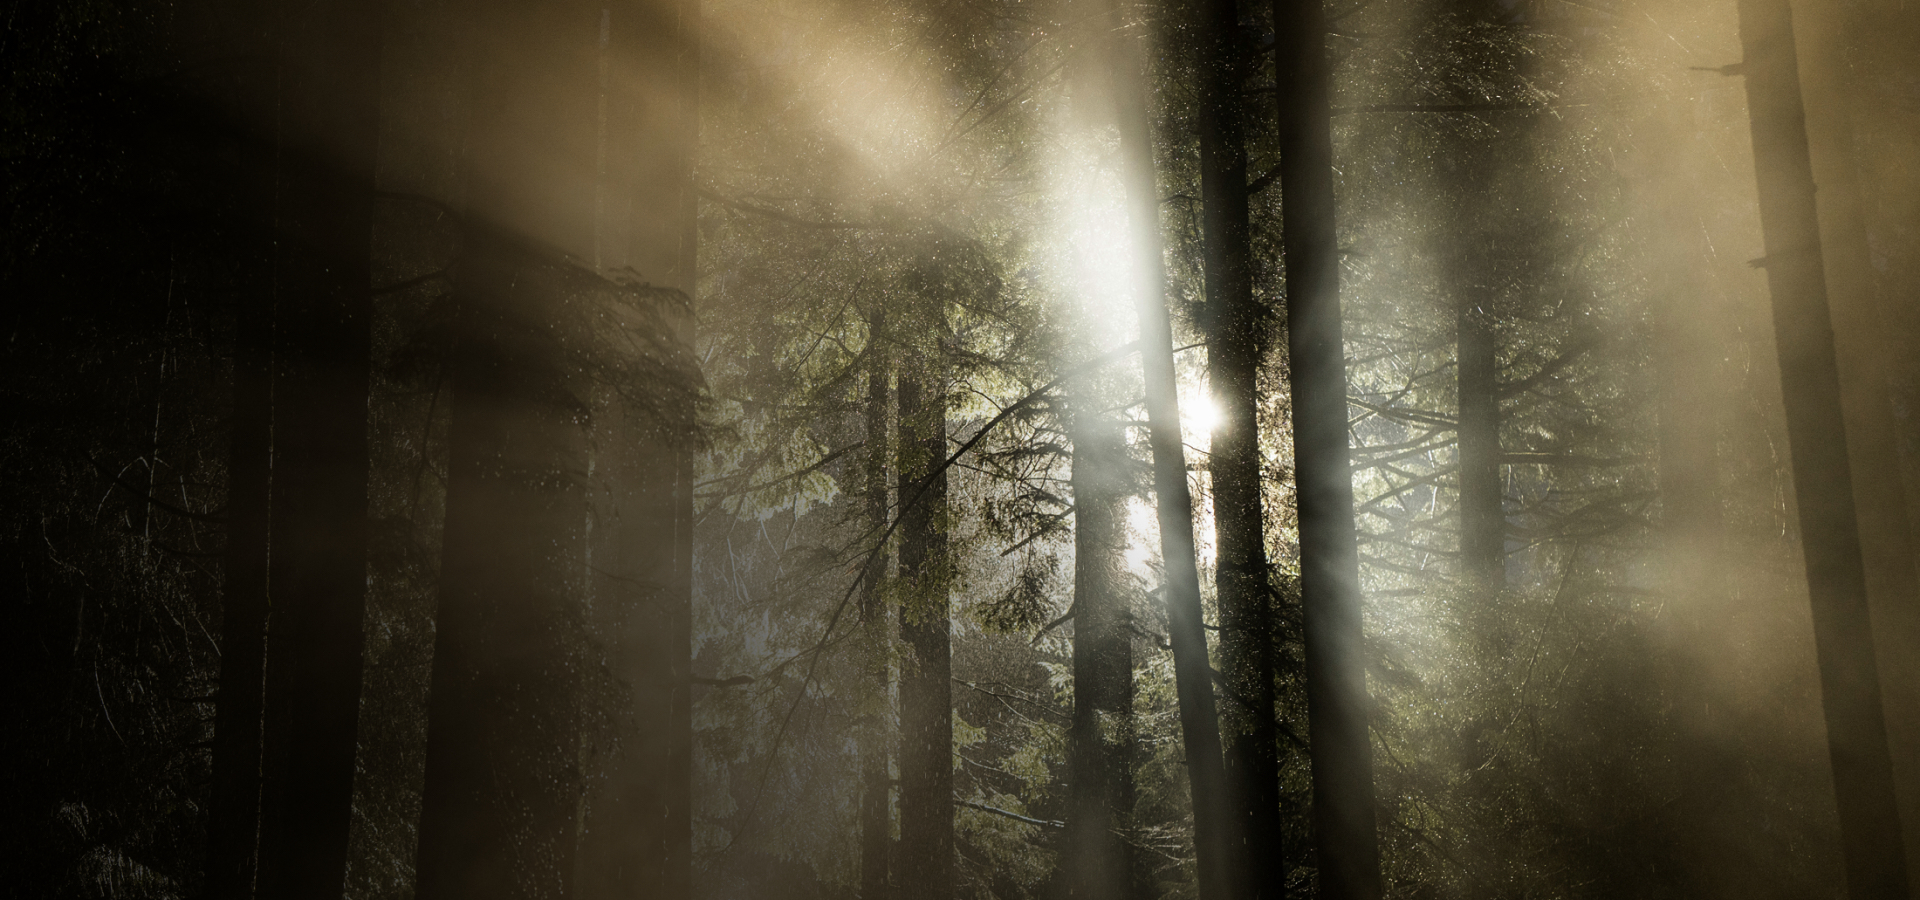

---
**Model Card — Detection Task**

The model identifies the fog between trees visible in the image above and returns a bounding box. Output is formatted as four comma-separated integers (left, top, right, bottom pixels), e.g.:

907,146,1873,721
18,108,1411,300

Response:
5,0,1920,899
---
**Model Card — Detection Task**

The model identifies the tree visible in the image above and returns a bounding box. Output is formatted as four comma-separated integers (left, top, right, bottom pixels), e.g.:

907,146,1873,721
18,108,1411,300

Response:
1094,0,1236,896
249,0,383,896
576,1,703,897
1193,0,1284,895
1734,0,1913,894
860,308,895,900
1064,410,1141,900
1792,0,1920,873
1272,0,1383,896
204,19,276,900
411,3,602,896
897,340,954,900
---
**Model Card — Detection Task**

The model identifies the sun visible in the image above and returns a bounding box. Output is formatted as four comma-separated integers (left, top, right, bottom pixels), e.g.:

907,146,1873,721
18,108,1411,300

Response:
1186,393,1221,437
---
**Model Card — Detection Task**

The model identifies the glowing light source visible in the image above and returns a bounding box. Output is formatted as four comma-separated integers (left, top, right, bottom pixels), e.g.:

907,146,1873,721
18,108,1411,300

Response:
1187,393,1221,437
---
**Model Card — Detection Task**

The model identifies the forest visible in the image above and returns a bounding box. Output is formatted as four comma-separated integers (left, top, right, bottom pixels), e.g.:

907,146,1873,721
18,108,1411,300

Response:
4,0,1919,897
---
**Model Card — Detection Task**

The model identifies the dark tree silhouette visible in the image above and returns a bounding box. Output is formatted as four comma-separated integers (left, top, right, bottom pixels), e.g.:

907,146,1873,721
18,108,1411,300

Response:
860,308,895,900
251,0,383,895
1272,0,1384,896
1094,0,1235,895
1734,0,1912,895
204,30,276,900
897,353,954,900
1194,0,1283,894
1064,412,1141,900
576,1,702,897
411,3,603,895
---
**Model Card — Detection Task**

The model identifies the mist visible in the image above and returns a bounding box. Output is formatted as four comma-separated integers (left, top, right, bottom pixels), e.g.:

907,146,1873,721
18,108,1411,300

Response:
4,0,1918,898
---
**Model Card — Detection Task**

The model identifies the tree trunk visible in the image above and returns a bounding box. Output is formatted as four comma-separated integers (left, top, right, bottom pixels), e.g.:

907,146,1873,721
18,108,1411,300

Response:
862,309,895,900
250,0,382,895
1454,300,1502,588
896,359,953,900
1447,0,1512,591
207,258,272,900
1793,0,1920,876
1096,2,1235,896
577,397,682,900
414,228,590,900
1271,0,1383,897
1195,0,1282,895
1735,0,1913,894
575,1,700,897
204,33,278,900
1065,411,1140,900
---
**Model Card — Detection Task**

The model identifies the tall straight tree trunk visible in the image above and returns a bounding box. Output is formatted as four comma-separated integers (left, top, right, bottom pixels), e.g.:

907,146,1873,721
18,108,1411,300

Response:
205,33,278,900
578,398,681,900
1195,0,1282,894
414,0,607,893
207,251,272,900
1794,0,1920,875
861,309,894,900
1454,301,1501,587
414,229,590,900
1271,0,1383,898
1448,0,1513,591
662,4,701,893
1095,2,1234,896
668,426,695,900
896,358,952,900
1065,411,1140,900
576,1,701,897
250,0,382,895
1735,0,1912,895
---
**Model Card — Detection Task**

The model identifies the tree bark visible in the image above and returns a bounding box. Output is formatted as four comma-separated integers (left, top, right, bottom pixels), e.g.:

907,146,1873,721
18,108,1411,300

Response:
414,228,590,900
1194,0,1282,894
1271,0,1383,897
1735,0,1913,894
577,397,683,900
1095,2,1235,897
1447,0,1513,591
250,0,382,895
896,360,952,900
1454,300,1502,588
861,308,895,900
204,34,277,900
1065,412,1140,900
1792,0,1920,877
575,1,700,897
207,256,272,900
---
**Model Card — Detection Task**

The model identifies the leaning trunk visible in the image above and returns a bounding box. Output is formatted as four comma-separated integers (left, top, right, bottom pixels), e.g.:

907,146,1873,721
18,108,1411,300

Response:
1795,0,1920,874
1735,0,1913,894
1195,0,1281,893
1095,0,1234,895
1272,0,1384,897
